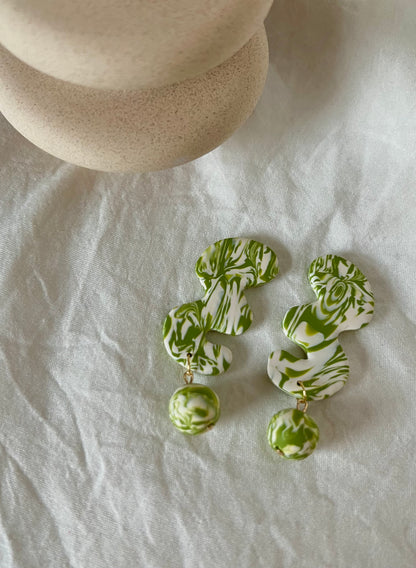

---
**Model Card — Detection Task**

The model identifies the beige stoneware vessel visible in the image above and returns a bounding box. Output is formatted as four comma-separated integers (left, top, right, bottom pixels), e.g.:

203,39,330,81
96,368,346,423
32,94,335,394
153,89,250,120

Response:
0,28,269,172
0,0,272,89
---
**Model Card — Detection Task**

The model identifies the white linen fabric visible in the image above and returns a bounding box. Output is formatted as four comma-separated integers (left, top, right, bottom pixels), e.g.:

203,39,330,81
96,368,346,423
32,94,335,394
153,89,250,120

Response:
0,1,415,567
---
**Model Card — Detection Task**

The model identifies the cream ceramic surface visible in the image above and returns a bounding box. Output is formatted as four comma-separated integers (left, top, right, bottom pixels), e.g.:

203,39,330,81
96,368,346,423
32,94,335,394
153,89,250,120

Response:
0,0,272,89
0,28,268,172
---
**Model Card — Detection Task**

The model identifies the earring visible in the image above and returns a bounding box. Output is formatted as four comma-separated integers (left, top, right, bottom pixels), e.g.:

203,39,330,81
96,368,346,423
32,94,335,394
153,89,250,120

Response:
163,237,279,435
267,255,374,459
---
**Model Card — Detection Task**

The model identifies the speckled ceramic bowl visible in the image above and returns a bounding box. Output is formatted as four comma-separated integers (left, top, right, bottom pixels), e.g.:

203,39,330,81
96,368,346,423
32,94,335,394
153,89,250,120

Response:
0,28,268,172
0,0,272,89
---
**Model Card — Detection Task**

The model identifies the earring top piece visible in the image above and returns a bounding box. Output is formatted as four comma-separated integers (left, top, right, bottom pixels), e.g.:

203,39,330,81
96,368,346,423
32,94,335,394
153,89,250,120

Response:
164,237,279,376
268,255,374,402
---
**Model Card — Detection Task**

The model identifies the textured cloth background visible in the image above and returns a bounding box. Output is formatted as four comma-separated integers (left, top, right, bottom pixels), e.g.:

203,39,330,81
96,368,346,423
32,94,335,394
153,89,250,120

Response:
0,1,415,567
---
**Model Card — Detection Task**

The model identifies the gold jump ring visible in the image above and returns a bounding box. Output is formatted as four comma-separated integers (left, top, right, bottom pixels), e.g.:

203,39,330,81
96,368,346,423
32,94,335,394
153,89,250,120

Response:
296,380,309,413
183,352,194,384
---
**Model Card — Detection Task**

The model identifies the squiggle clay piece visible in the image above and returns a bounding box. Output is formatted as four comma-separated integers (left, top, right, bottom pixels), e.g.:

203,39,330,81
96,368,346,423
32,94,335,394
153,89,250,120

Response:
268,255,374,401
164,237,279,375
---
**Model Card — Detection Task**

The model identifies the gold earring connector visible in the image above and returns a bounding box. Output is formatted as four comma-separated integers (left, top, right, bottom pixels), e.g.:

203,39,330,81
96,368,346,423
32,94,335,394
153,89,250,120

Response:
183,352,194,384
296,380,309,413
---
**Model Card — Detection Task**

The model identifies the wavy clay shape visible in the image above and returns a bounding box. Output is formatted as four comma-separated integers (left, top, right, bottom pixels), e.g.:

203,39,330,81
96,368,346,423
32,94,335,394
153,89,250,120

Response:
164,238,279,375
268,255,374,401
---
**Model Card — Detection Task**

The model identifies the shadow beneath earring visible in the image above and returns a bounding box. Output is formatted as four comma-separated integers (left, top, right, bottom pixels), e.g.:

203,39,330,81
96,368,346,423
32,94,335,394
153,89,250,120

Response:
311,381,402,457
213,369,277,427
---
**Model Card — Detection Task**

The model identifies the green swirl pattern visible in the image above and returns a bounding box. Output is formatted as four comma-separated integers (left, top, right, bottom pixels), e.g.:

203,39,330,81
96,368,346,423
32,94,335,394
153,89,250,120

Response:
267,408,320,460
169,384,220,435
268,255,374,401
164,238,279,375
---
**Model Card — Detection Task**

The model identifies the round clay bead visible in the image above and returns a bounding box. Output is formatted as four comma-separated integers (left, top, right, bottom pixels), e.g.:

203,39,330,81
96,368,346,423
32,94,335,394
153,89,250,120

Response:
267,408,320,460
169,384,220,435
0,0,273,89
0,28,268,172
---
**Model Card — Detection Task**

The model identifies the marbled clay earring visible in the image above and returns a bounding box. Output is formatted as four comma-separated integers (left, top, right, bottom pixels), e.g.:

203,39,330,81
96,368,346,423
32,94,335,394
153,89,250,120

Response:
267,255,374,459
163,237,279,435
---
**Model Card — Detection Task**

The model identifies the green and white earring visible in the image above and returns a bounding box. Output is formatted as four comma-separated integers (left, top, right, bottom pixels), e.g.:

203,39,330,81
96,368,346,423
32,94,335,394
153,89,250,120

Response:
267,255,374,459
163,237,279,435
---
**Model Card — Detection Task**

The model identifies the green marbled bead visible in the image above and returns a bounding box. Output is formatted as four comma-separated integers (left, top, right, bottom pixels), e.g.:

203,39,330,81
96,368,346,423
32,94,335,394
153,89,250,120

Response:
267,408,319,460
169,384,220,435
